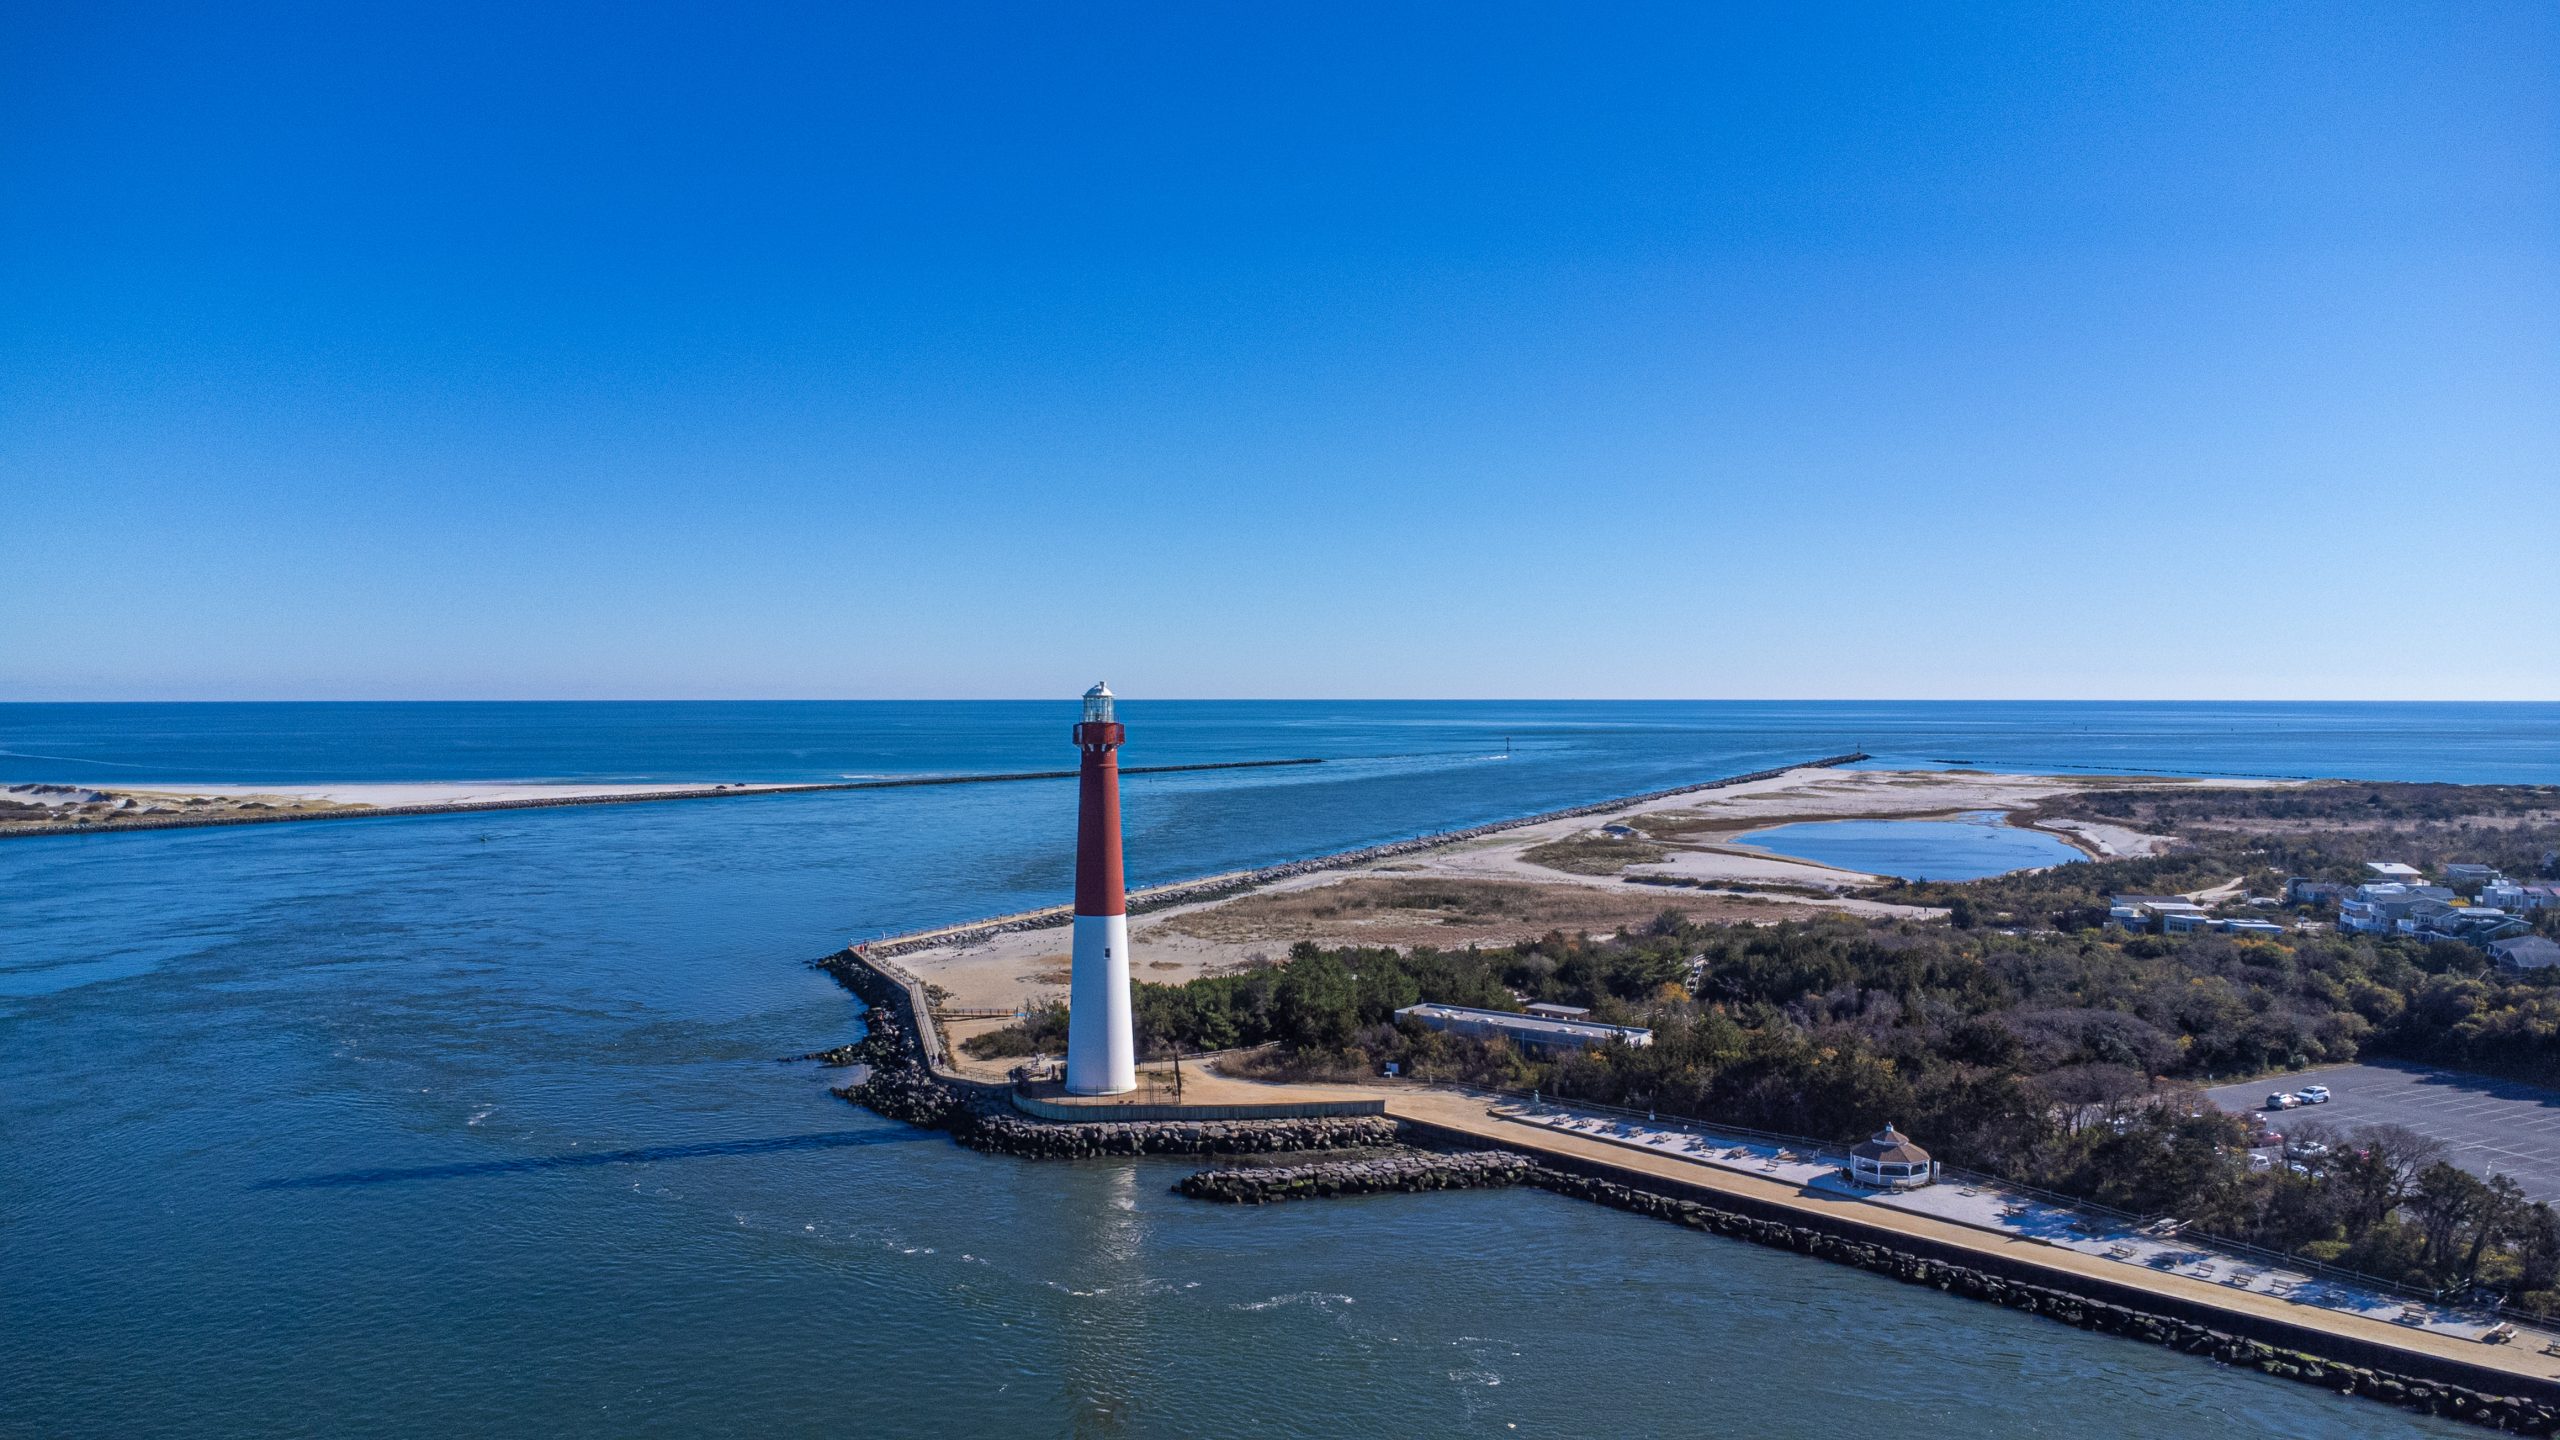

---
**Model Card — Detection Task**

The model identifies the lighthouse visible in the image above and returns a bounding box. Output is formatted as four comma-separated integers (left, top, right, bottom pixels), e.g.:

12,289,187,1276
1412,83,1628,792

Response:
1065,681,1137,1095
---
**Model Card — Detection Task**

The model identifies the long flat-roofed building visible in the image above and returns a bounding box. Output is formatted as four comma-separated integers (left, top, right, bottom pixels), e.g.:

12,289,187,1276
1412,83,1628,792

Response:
1396,1001,1653,1053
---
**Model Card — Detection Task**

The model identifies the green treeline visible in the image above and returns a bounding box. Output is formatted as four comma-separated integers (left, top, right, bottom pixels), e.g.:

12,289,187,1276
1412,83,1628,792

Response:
1106,913,2560,1306
958,779,2560,1303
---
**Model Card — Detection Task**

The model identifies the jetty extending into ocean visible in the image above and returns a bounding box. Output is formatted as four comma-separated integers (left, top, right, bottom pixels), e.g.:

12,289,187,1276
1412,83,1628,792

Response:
0,756,1324,839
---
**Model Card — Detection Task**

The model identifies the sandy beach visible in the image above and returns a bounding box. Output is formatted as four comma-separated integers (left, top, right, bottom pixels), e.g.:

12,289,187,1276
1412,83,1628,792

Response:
0,778,812,835
120,781,790,807
902,764,2282,1070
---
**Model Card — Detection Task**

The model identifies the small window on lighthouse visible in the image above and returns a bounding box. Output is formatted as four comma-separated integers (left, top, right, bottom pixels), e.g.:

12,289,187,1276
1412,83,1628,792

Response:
1082,681,1115,725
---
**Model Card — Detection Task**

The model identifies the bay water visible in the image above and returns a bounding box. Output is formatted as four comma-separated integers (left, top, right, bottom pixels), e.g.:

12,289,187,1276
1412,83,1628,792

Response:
7,701,2549,1438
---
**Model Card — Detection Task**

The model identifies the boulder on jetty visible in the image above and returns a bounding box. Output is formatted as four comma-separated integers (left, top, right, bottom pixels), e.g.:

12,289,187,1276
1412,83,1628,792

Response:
1179,1150,1532,1203
961,1110,1397,1160
834,1063,1398,1159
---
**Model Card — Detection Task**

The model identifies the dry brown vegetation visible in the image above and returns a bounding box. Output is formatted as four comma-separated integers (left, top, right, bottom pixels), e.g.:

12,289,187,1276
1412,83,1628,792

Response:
1155,875,1797,948
1520,835,1669,874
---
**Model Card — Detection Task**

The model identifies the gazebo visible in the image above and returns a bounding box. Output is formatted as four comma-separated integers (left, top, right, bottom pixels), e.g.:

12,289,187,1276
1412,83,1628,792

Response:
1848,1124,1935,1190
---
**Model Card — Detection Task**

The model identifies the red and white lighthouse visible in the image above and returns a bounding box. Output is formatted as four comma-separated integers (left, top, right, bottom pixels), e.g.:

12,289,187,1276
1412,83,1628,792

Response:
1065,681,1137,1095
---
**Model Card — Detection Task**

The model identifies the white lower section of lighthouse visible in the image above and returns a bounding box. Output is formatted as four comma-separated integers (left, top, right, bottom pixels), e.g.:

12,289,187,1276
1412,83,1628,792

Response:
1064,912,1136,1095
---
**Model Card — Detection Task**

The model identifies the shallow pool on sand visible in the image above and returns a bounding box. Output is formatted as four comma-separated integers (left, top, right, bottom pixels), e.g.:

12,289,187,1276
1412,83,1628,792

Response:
1735,811,2085,880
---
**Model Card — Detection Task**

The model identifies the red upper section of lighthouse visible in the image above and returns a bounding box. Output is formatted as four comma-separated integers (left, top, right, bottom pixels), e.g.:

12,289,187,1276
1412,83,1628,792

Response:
1072,718,1126,916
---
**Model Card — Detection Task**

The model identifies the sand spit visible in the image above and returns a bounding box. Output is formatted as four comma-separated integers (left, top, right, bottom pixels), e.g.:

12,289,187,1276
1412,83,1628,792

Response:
0,757,1324,839
894,765,2274,1045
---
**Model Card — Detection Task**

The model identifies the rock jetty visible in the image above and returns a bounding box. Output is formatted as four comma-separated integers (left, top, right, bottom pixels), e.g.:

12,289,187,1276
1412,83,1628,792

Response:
1179,1151,1532,1202
962,1112,1396,1160
1536,1165,2557,1433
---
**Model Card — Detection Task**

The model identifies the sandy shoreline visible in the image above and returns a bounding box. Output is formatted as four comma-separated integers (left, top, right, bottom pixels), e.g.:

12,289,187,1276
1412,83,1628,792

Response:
0,758,1324,838
126,780,792,806
896,764,2281,1071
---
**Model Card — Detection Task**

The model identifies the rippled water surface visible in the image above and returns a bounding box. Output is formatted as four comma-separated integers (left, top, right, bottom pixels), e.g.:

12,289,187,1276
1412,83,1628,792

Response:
8,701,2545,1438
1737,812,2089,880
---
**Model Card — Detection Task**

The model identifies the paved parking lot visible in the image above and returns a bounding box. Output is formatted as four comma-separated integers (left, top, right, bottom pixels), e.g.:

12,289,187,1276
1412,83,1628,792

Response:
2208,1063,2560,1202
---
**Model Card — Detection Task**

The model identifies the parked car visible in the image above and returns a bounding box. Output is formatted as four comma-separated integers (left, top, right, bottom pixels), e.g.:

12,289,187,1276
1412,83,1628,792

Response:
2287,1140,2331,1160
2265,1092,2300,1111
2247,1128,2284,1148
2297,1085,2332,1104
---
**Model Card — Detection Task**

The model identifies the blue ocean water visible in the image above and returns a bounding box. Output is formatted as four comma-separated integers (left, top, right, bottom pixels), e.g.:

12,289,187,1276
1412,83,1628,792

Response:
1737,813,2089,881
4,698,2557,786
4,701,2540,1439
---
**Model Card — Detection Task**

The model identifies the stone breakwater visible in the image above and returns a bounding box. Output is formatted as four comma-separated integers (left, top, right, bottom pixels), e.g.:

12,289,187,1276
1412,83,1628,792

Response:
812,948,1398,1160
1532,1167,2559,1434
858,752,1868,959
949,1111,1400,1161
1178,1151,1533,1203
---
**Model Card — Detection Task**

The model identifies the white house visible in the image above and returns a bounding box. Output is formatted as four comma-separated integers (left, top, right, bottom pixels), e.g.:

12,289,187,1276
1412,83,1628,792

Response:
2490,936,2560,971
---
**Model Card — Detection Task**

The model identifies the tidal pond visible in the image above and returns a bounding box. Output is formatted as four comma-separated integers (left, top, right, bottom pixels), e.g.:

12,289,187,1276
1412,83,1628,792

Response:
1736,811,2085,880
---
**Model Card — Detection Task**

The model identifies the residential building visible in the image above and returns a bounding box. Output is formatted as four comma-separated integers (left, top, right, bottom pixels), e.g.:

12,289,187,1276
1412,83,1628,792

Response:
2399,905,2532,946
2341,889,2419,934
2490,936,2560,971
2353,882,2453,902
2390,899,2461,935
2110,896,2210,933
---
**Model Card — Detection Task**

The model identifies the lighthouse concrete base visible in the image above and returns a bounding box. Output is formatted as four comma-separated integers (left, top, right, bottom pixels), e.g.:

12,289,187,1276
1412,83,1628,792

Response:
1065,912,1137,1095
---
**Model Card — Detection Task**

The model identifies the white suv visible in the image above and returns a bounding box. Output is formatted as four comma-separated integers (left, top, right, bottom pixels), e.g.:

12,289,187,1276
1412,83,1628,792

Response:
2297,1084,2332,1104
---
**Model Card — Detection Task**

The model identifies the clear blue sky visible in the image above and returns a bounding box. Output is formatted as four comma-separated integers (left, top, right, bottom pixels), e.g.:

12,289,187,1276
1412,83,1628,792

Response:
3,3,2553,701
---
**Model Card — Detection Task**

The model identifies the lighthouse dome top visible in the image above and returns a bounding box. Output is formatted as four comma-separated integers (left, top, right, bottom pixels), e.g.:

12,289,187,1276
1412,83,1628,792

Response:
1082,681,1114,724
